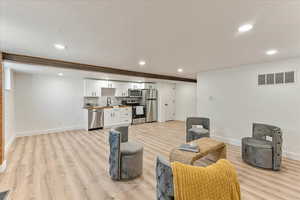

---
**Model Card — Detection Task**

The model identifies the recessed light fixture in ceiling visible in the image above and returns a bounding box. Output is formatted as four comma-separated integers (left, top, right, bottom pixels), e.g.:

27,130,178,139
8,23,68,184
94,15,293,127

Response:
266,49,278,55
54,43,66,50
139,60,146,66
177,68,183,72
238,24,253,33
58,72,64,76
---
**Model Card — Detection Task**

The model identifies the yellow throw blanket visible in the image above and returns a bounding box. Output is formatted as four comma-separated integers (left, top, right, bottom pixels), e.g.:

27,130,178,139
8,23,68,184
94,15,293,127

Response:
171,159,241,200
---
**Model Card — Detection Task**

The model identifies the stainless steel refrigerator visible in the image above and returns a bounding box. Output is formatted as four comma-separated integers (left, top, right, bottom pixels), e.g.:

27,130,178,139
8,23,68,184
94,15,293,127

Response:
141,89,158,122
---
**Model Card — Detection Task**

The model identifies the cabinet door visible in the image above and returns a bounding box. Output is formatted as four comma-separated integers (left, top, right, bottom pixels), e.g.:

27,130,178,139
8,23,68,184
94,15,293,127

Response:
84,79,99,97
112,108,120,124
132,83,144,89
97,80,108,88
104,109,113,127
119,107,132,123
145,83,156,89
107,81,115,88
115,82,129,97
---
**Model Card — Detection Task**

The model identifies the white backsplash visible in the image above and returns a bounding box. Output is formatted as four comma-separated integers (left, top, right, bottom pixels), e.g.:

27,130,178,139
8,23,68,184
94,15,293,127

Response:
84,96,122,107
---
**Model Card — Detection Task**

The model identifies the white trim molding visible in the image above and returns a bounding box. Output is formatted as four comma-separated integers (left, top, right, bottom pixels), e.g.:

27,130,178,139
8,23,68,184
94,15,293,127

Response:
15,125,85,137
0,160,7,173
211,134,300,161
5,135,16,155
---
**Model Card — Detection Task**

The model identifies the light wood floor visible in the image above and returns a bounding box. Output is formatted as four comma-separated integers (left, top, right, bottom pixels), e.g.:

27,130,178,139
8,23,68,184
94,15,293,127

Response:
0,121,300,200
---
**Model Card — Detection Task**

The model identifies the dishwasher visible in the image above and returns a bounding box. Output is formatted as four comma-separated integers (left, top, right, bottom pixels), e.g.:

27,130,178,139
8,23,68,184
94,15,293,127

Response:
88,109,104,130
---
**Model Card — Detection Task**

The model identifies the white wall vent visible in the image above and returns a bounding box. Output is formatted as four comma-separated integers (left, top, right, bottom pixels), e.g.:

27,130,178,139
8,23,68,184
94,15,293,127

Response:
258,71,295,86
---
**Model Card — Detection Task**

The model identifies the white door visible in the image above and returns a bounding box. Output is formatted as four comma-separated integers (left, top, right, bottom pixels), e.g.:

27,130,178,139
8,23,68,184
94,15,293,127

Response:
163,84,176,121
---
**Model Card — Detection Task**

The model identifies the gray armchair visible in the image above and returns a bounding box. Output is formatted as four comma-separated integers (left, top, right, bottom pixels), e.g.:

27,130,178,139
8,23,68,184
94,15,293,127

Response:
113,126,129,143
0,191,9,200
186,117,210,142
242,123,283,171
109,129,143,180
156,156,174,200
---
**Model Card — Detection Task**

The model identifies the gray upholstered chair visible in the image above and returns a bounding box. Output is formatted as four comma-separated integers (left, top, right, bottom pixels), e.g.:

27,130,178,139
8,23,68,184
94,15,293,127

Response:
113,126,129,143
156,156,174,200
242,123,283,171
186,117,210,142
109,129,143,180
0,191,9,200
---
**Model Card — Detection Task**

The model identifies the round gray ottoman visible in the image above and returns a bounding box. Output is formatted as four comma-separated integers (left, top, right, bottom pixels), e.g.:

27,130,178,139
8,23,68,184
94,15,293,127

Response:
242,137,273,169
120,141,143,180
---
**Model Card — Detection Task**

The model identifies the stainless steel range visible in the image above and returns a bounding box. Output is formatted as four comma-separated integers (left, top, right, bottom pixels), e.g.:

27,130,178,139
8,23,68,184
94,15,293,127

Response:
122,99,146,124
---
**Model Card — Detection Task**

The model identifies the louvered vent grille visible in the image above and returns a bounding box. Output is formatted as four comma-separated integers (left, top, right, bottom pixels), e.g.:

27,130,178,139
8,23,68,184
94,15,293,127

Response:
258,71,295,85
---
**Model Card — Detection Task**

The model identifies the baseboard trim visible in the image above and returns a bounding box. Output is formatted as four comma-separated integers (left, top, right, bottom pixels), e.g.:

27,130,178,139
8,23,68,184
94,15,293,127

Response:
211,135,241,146
15,125,85,137
283,151,300,161
0,160,7,173
211,134,300,161
5,135,16,156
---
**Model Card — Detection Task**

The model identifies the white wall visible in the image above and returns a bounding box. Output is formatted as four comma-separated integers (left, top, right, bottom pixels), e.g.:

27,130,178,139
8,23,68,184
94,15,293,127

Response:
175,82,197,121
14,72,85,136
4,69,15,153
197,58,300,160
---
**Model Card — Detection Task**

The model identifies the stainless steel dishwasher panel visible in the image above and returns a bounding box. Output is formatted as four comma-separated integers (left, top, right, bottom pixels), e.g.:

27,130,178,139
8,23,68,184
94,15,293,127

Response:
88,109,104,130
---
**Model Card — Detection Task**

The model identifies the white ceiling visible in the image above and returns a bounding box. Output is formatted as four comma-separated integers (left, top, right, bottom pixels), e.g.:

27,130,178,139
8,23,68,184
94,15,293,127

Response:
1,0,300,79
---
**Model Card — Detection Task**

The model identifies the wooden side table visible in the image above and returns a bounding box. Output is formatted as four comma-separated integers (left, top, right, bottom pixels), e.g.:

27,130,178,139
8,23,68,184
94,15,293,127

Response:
169,137,226,165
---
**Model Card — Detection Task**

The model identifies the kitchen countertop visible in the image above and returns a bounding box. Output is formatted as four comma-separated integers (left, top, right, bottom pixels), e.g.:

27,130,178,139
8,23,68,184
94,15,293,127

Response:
83,105,131,110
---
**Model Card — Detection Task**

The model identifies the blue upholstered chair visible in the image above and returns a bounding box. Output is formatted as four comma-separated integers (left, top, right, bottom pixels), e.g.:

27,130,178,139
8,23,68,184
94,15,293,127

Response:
156,156,174,200
242,123,283,171
186,117,210,142
109,129,143,180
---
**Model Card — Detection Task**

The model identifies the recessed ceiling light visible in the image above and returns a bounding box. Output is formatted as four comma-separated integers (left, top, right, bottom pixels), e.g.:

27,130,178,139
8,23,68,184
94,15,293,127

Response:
177,68,183,72
238,24,253,33
58,72,63,76
139,60,146,66
266,49,278,55
54,44,65,50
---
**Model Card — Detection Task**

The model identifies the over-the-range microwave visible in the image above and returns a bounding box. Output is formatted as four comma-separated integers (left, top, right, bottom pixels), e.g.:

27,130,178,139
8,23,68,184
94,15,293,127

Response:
128,89,142,97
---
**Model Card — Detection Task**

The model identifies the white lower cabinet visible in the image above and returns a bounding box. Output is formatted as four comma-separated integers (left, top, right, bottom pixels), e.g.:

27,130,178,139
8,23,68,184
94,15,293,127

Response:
104,107,132,128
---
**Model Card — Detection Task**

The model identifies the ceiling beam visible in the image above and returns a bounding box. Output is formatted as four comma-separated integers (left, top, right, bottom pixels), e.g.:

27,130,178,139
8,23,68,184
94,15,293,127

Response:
2,53,197,83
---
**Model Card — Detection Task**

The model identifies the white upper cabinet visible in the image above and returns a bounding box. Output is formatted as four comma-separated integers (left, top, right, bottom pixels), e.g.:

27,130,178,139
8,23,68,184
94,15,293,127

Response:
84,79,108,97
84,79,100,97
115,82,130,97
84,79,154,97
107,81,114,88
97,80,109,88
131,83,145,89
144,83,156,89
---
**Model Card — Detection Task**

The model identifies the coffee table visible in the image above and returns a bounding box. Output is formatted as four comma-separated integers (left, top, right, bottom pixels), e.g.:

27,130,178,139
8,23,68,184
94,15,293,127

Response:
169,137,226,165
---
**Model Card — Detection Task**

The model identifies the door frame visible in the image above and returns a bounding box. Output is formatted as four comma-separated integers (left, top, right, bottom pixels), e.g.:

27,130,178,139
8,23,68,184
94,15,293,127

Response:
0,52,5,169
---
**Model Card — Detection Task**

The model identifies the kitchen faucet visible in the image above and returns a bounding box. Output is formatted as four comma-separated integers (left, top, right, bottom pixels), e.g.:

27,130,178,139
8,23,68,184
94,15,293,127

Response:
107,97,112,106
